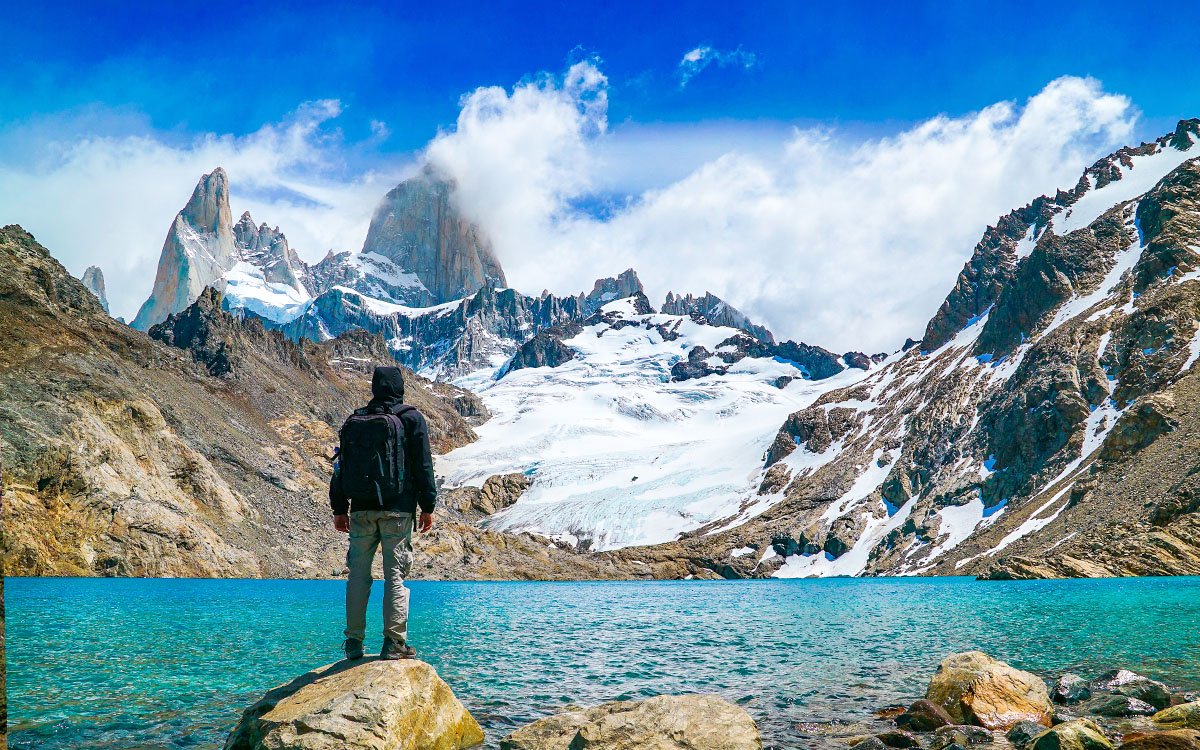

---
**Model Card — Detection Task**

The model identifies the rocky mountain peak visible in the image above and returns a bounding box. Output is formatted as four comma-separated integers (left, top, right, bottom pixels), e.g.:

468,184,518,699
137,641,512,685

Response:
80,265,109,314
921,121,1200,352
231,210,305,292
661,290,775,344
360,165,507,305
581,268,644,313
181,167,233,237
132,167,240,331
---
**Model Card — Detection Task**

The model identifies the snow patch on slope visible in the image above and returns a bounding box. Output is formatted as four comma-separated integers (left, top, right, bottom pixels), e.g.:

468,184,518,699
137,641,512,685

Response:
222,261,311,323
438,300,869,550
1052,145,1198,235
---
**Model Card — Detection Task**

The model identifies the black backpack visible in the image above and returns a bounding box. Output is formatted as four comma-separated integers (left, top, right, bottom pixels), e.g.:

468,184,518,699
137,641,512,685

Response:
338,405,412,503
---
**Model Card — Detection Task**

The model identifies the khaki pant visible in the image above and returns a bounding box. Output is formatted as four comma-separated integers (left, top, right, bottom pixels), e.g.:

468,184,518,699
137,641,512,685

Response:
345,510,415,643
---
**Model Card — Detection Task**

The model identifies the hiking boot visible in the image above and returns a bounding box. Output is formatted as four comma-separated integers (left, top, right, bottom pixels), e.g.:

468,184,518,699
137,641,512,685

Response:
380,637,415,660
343,638,365,660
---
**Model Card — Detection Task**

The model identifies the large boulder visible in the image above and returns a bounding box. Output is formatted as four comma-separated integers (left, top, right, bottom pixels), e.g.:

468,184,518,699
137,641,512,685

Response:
925,652,1054,730
224,659,484,750
1029,719,1114,750
1154,702,1200,730
499,694,761,750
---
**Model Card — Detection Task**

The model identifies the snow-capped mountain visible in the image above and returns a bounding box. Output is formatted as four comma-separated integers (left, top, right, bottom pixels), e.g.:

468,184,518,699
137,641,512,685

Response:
429,119,1200,581
130,165,501,334
733,118,1200,578
132,168,241,329
130,168,312,330
117,120,1200,580
437,296,878,550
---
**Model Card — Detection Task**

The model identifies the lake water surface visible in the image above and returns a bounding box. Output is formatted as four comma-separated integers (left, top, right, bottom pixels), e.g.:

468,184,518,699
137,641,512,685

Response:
7,576,1200,749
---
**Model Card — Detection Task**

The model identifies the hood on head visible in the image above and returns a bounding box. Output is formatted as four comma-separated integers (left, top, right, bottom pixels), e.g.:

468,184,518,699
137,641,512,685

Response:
371,366,405,403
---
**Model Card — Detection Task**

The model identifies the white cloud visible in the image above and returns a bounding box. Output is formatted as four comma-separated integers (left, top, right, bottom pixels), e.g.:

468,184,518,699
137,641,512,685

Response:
1,60,1141,353
426,72,1137,352
678,45,758,87
0,101,409,321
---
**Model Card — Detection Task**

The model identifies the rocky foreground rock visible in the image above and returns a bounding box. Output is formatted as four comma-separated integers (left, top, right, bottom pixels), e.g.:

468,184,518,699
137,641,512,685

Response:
226,658,760,750
225,659,484,750
924,651,1054,730
499,694,762,750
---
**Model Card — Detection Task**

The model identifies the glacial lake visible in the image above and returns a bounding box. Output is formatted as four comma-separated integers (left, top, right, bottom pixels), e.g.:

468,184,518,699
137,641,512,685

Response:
6,576,1200,749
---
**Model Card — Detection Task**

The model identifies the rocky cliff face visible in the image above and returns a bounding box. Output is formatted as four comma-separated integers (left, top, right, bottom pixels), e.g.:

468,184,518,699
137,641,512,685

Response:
132,168,239,330
0,226,485,577
360,166,507,305
80,265,108,314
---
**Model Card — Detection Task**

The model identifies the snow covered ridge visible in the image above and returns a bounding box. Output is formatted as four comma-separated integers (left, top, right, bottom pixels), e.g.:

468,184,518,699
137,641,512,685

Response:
437,297,877,551
748,137,1200,579
920,118,1200,352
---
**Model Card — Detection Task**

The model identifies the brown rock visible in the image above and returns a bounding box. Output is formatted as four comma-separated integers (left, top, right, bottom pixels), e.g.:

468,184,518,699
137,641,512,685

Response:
925,652,1054,730
224,659,484,750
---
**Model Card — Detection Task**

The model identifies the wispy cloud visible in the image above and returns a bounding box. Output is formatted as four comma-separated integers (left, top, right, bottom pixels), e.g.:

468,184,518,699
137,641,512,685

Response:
1,60,1140,353
678,45,758,87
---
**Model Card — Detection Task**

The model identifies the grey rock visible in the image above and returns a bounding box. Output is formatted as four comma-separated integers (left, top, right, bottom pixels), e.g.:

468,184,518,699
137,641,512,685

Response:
1054,674,1093,705
1092,695,1157,717
80,265,109,313
360,165,506,305
1010,720,1050,748
1094,670,1172,710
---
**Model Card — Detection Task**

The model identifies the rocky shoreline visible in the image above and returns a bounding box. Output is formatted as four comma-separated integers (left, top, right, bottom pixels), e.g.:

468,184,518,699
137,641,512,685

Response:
842,652,1200,750
223,650,1199,750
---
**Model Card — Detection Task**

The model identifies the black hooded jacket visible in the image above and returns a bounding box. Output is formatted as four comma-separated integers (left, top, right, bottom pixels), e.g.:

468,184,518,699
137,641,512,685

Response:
329,366,438,516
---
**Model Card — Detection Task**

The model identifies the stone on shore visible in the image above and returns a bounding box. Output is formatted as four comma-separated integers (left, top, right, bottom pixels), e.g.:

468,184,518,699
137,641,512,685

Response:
896,699,955,731
924,652,1054,730
1154,702,1200,730
498,694,761,750
1028,719,1114,750
1010,720,1052,748
1053,676,1093,705
224,659,484,750
1094,671,1172,710
1093,695,1157,717
1119,730,1200,750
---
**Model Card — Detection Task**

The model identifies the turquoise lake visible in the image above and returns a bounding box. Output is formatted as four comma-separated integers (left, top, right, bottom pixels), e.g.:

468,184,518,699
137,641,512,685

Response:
6,576,1200,749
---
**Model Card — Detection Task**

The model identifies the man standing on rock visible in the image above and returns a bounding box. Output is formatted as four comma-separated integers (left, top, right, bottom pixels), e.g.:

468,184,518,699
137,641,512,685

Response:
331,366,437,661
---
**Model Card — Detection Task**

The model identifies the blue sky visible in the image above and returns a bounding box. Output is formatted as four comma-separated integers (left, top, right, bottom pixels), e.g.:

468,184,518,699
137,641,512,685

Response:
6,0,1196,151
3,1,1199,349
